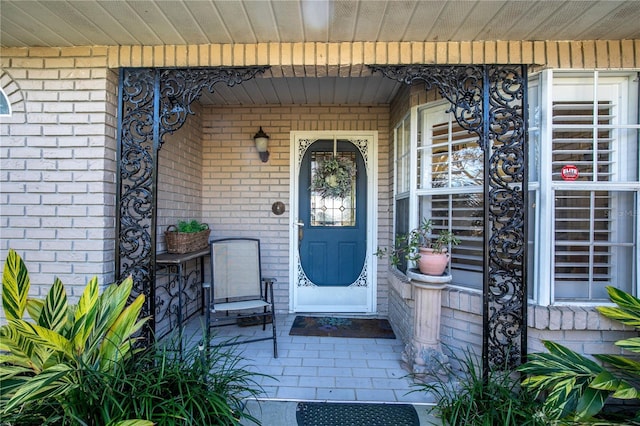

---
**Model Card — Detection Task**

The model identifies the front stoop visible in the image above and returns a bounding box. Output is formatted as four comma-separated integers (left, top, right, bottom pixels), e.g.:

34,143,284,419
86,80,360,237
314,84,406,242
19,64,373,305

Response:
239,399,439,426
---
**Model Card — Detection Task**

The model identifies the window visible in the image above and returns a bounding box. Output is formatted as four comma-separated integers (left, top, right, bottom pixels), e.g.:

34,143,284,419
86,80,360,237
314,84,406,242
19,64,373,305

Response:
0,89,10,116
310,151,357,226
530,71,639,304
418,104,484,288
393,102,484,288
393,114,412,272
392,70,639,304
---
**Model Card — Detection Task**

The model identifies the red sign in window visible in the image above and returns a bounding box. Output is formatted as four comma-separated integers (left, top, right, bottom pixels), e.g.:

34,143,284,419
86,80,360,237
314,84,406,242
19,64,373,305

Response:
561,164,579,181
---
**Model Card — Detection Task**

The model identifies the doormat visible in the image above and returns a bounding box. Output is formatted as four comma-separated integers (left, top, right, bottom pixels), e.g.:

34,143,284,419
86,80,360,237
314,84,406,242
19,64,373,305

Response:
296,402,419,426
289,316,396,339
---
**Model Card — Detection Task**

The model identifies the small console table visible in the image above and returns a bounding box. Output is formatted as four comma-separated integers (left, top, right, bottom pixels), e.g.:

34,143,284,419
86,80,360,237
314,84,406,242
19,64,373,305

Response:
156,246,209,353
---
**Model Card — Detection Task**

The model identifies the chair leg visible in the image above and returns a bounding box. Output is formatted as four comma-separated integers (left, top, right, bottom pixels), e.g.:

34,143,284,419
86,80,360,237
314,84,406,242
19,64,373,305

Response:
271,309,278,358
262,305,267,330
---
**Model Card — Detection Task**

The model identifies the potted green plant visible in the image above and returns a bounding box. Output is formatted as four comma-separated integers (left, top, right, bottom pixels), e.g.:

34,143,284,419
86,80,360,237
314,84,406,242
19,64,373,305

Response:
377,219,460,276
164,219,210,254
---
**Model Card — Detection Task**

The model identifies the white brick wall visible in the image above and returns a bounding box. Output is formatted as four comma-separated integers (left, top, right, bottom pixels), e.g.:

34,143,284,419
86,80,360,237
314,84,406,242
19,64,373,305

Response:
1,40,639,354
200,104,391,313
389,281,637,366
157,102,204,252
0,47,117,311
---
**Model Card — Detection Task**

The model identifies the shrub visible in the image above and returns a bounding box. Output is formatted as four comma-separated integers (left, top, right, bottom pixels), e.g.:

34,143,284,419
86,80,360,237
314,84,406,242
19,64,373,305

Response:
413,348,545,426
519,286,640,423
0,249,266,425
0,249,149,425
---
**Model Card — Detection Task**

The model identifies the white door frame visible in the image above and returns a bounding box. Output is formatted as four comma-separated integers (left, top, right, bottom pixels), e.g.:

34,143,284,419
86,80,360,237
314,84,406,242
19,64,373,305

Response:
289,131,378,313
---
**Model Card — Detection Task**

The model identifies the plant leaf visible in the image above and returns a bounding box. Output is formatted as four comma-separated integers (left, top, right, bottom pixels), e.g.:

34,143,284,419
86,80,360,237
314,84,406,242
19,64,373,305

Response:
606,285,640,310
2,249,30,321
596,353,640,377
613,337,640,353
9,319,74,361
38,278,68,333
95,278,134,335
3,364,75,412
575,386,608,420
98,293,146,370
0,322,52,372
596,286,640,329
25,298,44,323
71,276,99,352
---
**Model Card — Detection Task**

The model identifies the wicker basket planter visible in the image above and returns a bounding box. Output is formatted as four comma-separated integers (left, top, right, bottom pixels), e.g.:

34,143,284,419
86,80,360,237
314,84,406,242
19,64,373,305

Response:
164,224,211,254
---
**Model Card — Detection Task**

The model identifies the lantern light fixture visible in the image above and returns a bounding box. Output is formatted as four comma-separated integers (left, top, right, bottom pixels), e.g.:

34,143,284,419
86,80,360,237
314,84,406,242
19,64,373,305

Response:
253,126,270,162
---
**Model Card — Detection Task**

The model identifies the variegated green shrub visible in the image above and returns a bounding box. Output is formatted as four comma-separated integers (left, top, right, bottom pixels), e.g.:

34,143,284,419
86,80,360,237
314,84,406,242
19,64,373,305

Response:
0,248,151,425
519,286,640,423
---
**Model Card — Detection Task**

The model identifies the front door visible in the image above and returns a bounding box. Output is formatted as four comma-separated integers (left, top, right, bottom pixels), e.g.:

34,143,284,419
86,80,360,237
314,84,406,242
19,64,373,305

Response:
290,131,377,312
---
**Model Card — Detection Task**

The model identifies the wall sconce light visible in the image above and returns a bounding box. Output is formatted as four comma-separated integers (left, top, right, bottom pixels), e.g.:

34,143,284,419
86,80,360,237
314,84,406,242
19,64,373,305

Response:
253,126,270,162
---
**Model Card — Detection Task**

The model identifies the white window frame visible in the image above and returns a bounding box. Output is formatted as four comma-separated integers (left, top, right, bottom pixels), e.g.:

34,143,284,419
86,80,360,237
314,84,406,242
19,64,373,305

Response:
393,101,484,287
392,70,640,306
532,70,640,305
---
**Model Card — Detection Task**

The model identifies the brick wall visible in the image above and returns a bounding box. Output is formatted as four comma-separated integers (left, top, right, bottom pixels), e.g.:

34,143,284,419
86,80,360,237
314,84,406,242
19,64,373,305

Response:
102,40,640,70
157,102,204,252
1,39,638,342
0,47,117,312
200,104,390,313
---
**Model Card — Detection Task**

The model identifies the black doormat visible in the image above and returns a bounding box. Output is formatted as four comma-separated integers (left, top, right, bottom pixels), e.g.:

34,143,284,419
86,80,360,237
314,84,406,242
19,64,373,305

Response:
296,402,419,426
289,316,396,339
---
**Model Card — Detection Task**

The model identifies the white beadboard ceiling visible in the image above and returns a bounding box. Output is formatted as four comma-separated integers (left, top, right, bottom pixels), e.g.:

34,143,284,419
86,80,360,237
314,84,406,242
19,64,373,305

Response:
2,0,639,106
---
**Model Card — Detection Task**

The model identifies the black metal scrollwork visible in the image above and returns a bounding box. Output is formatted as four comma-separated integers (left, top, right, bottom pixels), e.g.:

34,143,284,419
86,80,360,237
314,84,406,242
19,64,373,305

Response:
117,67,269,344
485,66,527,371
369,64,528,373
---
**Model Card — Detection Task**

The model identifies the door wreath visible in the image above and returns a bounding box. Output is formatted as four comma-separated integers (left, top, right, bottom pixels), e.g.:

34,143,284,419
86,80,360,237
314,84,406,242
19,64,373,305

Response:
310,156,356,199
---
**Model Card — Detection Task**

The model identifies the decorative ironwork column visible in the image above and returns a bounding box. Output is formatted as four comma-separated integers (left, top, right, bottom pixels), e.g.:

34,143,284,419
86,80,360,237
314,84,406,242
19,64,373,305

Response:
116,67,269,344
369,64,528,372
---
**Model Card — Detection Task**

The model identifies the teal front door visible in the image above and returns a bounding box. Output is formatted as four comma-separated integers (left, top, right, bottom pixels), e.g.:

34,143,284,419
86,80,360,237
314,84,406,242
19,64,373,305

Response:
299,140,367,285
291,132,377,313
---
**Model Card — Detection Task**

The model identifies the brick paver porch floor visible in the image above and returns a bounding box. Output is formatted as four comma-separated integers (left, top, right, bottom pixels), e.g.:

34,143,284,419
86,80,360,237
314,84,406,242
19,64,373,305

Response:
182,313,439,425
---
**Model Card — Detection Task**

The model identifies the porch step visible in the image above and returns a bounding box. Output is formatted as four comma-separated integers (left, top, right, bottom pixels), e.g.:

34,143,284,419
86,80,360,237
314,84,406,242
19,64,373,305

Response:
239,399,439,426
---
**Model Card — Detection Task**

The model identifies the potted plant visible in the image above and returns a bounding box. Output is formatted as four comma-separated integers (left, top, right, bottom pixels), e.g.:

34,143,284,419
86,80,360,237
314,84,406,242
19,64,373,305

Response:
377,219,460,276
164,219,210,254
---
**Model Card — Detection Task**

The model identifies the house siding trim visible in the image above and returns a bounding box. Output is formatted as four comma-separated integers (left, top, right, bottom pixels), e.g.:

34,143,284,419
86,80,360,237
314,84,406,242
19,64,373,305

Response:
1,40,638,72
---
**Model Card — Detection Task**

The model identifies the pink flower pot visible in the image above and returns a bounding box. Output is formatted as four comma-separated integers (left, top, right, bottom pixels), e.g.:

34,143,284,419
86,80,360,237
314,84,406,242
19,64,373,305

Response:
416,247,449,276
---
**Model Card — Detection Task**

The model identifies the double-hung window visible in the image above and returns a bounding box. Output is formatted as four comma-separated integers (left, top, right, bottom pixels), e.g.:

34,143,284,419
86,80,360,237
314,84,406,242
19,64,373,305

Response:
393,70,639,304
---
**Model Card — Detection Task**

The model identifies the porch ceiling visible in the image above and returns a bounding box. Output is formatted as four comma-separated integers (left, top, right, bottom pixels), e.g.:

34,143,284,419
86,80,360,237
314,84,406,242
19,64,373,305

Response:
2,0,639,106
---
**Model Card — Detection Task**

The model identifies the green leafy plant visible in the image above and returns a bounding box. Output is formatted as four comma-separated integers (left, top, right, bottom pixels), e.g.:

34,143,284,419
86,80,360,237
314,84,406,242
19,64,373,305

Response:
177,219,209,233
518,286,640,423
1,249,268,425
413,347,545,426
0,248,151,425
376,218,460,267
83,335,267,426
